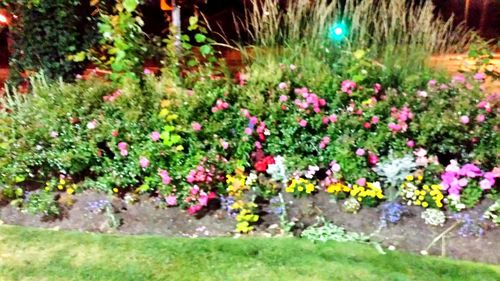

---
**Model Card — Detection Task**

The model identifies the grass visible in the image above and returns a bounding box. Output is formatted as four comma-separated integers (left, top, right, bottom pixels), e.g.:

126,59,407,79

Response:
0,225,499,281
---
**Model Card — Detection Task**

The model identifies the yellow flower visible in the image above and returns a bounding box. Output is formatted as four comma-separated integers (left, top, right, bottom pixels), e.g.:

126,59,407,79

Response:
298,186,304,192
57,185,64,190
285,186,294,193
422,202,429,208
405,175,414,181
436,202,443,208
418,195,425,201
113,188,119,193
417,175,423,181
305,184,315,194
415,200,421,206
59,179,66,185
66,188,75,195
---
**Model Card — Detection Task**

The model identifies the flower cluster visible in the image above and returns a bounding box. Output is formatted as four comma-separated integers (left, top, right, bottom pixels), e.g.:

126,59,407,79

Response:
286,178,316,196
103,89,122,102
234,202,259,233
341,80,357,95
187,164,215,185
184,185,217,215
44,175,77,195
349,182,384,204
388,106,413,133
211,99,230,113
421,208,446,226
400,175,444,208
441,161,497,196
293,87,327,113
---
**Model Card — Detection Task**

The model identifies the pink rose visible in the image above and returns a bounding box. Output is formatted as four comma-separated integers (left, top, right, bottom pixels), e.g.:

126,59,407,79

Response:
406,140,415,148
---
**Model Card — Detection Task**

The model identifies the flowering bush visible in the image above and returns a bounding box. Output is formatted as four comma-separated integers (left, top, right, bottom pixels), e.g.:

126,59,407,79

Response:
0,42,498,233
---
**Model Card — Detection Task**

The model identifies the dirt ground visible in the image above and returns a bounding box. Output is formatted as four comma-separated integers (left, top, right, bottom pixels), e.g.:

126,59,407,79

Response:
0,190,498,265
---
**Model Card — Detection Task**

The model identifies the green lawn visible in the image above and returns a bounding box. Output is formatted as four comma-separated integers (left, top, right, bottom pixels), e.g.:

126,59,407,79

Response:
0,225,498,281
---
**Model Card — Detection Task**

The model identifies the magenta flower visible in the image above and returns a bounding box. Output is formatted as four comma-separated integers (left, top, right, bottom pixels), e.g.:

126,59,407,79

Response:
298,119,308,127
356,148,365,156
406,140,415,148
452,74,466,84
139,157,150,168
151,131,161,141
192,122,202,131
460,116,470,124
374,83,382,94
459,164,482,178
368,152,379,165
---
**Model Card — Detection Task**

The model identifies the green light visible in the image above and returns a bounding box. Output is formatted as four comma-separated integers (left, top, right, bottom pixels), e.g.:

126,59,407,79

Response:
328,22,348,42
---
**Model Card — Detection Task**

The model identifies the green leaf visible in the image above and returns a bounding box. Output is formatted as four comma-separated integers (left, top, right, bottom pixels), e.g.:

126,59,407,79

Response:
189,16,198,27
194,33,206,43
200,45,212,56
123,0,139,12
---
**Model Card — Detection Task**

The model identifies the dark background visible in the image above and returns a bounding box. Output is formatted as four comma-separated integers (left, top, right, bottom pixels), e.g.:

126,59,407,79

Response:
1,0,499,67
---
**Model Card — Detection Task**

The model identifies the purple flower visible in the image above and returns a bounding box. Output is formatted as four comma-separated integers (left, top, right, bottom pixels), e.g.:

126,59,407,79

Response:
459,164,482,178
473,72,486,81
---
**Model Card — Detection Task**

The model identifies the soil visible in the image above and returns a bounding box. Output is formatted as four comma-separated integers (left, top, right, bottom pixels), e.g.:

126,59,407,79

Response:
0,190,498,265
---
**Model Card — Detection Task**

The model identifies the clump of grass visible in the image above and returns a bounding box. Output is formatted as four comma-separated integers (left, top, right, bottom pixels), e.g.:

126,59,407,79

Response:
240,0,478,75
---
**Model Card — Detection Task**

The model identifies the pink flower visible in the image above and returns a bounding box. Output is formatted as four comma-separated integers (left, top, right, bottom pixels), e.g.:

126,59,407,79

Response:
220,139,229,150
356,178,366,186
159,169,171,185
139,157,150,168
151,131,161,141
459,164,482,178
406,140,415,148
249,116,258,126
144,68,153,75
417,91,428,98
329,114,338,123
356,148,365,156
452,74,466,84
322,117,330,124
480,178,493,190
120,149,128,157
473,72,486,81
192,122,202,131
279,95,288,102
118,142,128,151
428,80,437,87
368,152,379,165
298,119,308,127
388,123,402,132
460,115,470,124
330,162,341,173
187,205,202,215
278,82,288,90
112,130,119,137
50,131,59,138
87,120,97,130
371,116,379,124
341,80,357,95
244,127,253,135
166,195,177,206
373,83,382,94
476,114,485,123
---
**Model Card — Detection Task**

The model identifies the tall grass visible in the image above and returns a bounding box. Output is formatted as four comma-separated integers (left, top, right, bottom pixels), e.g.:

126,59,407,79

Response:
241,0,478,75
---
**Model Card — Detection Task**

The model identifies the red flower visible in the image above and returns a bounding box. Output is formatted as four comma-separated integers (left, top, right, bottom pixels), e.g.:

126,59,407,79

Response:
368,152,379,165
363,122,371,129
254,156,275,172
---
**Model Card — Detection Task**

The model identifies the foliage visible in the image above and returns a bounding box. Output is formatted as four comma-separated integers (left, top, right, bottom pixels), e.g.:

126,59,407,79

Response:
301,217,369,243
483,200,500,226
23,191,60,217
4,0,97,82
